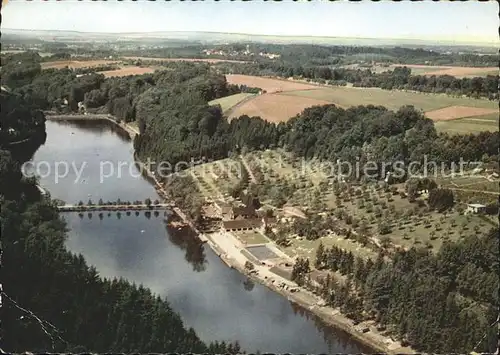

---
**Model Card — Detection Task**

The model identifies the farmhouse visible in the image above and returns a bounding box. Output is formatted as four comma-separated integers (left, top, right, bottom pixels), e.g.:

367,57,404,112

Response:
466,203,486,214
213,200,234,219
232,205,257,219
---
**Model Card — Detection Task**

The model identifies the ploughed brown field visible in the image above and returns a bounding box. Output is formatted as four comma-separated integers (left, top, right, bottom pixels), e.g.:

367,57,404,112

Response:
98,66,156,77
226,74,318,93
41,60,120,69
123,56,248,64
424,106,498,121
227,93,331,123
222,75,496,126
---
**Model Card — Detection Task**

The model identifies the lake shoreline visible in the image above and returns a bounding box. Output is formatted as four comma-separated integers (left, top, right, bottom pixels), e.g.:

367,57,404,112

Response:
45,114,408,354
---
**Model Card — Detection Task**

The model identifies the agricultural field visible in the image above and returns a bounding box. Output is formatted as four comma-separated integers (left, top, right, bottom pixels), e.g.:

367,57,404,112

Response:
97,66,156,77
224,75,496,125
209,93,256,113
391,64,498,77
279,86,497,112
226,74,318,93
425,106,498,121
41,60,120,69
434,113,498,134
123,56,248,64
228,93,331,123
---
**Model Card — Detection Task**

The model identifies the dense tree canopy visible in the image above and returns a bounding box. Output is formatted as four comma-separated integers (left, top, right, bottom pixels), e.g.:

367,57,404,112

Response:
302,228,499,353
0,88,239,354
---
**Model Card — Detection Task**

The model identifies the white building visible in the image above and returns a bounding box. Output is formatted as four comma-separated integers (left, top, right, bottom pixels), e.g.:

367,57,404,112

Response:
466,203,486,214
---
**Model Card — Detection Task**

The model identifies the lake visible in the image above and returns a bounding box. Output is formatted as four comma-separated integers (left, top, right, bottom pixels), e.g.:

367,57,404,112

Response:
30,120,371,353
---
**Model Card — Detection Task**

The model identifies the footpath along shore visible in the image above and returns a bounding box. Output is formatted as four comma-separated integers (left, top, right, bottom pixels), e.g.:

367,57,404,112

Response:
53,112,414,354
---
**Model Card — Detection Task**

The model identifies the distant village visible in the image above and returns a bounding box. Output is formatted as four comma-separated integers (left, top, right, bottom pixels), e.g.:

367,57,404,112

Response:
202,45,281,59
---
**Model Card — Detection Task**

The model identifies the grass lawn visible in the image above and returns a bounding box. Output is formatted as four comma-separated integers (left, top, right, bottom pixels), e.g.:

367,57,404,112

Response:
235,231,269,245
434,113,499,134
279,87,497,112
209,93,256,113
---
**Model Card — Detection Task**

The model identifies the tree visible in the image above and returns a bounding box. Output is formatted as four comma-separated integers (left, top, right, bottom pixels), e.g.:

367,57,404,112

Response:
291,257,310,286
428,188,454,212
244,261,254,271
145,198,152,207
378,220,391,235
315,242,326,269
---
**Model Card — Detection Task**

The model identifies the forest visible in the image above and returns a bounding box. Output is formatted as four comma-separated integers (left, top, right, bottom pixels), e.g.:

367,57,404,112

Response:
118,43,497,67
0,89,240,354
292,227,499,353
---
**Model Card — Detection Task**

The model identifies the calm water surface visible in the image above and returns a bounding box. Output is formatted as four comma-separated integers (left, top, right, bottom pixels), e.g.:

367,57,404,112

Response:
31,120,371,353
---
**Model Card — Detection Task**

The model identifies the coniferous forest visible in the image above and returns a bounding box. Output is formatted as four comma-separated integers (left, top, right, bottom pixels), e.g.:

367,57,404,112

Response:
0,89,240,354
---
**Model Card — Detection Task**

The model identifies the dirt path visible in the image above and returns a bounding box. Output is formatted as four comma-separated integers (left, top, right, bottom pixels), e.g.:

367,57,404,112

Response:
239,155,257,184
449,187,499,195
225,93,260,120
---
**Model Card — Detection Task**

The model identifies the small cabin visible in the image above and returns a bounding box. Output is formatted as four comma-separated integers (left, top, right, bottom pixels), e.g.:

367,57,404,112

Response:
466,203,486,214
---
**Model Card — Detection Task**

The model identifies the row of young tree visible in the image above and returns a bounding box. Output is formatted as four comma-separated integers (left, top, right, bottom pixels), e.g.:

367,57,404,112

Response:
292,228,499,353
0,90,240,353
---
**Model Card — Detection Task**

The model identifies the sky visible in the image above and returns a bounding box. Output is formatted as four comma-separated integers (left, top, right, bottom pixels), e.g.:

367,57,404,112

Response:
1,0,498,44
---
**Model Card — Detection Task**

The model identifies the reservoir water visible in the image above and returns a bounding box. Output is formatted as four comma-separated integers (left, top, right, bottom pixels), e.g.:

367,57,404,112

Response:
31,120,371,353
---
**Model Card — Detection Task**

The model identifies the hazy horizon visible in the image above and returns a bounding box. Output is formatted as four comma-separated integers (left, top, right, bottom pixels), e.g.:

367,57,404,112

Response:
1,1,498,45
